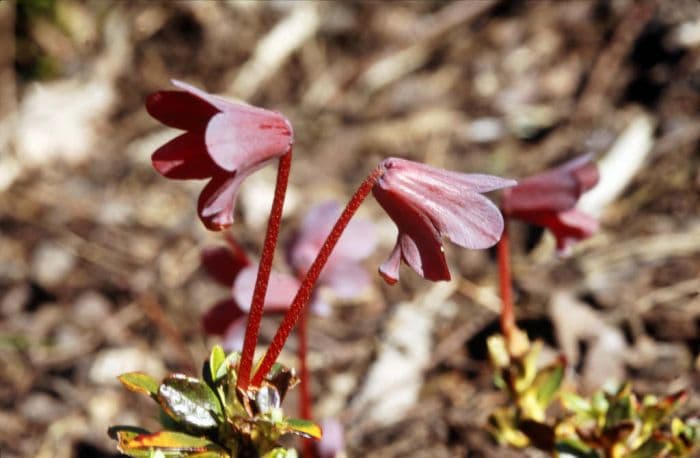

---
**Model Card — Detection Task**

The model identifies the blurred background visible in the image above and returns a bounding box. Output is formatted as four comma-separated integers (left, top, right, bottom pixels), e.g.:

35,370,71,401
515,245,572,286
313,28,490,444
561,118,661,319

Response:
1,0,700,456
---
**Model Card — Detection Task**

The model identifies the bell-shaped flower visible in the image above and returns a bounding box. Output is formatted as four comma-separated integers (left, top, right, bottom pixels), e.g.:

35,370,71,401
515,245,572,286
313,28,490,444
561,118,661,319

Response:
146,80,293,230
200,243,299,351
288,200,377,310
372,157,516,283
501,154,599,254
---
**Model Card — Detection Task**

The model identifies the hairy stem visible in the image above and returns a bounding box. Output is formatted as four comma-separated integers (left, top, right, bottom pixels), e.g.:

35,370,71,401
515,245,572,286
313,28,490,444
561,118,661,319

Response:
237,148,293,392
251,166,383,386
497,217,515,341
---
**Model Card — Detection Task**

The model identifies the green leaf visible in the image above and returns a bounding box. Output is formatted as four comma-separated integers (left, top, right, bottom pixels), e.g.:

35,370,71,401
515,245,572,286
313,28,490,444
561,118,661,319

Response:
532,356,565,409
117,431,228,455
119,373,159,397
605,394,633,430
157,374,224,429
216,352,241,382
282,418,323,439
561,392,593,415
209,345,226,382
628,437,670,458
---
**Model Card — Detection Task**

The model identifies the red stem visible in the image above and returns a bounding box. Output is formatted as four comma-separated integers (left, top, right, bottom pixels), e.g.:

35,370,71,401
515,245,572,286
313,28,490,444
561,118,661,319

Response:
237,148,293,393
251,166,383,387
497,216,515,341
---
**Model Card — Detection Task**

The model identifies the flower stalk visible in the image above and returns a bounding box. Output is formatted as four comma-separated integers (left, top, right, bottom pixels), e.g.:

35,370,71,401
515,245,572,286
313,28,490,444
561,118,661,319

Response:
251,166,383,387
238,148,293,392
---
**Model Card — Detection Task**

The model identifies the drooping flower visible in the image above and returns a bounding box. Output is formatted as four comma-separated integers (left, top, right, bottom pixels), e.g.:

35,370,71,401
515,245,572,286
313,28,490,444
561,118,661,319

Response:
146,80,293,230
372,157,516,283
501,154,599,254
200,243,299,350
288,200,377,309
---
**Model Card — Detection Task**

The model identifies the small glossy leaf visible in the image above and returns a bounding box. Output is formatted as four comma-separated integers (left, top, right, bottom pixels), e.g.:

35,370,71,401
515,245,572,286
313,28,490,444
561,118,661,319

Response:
158,374,223,429
119,431,227,455
532,356,565,409
118,373,159,397
216,352,241,382
209,345,226,382
561,392,592,415
283,418,323,439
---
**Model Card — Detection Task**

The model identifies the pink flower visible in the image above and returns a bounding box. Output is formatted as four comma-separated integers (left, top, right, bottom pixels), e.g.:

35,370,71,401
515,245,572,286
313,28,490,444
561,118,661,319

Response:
288,200,376,308
146,80,293,230
501,154,599,253
372,157,516,283
200,243,299,350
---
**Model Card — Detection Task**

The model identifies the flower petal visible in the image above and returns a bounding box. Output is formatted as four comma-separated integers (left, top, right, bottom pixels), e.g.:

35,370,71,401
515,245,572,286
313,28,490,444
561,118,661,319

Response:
378,240,402,284
205,111,292,172
419,189,505,249
320,261,372,300
151,131,219,179
201,299,244,336
221,317,247,351
232,265,299,313
503,154,599,214
373,183,450,282
146,90,218,131
201,245,250,287
197,171,245,230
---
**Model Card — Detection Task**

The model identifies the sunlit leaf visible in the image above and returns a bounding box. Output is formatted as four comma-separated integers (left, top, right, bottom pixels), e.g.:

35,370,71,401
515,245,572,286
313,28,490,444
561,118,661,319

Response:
158,374,223,429
561,392,593,416
209,345,226,382
532,356,565,409
283,418,322,439
628,437,670,458
119,431,228,456
119,373,159,397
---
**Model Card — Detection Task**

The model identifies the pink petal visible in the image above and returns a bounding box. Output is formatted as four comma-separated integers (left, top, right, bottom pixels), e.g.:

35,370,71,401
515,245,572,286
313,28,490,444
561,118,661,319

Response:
382,158,516,194
151,131,220,179
205,111,292,172
201,245,250,286
418,188,505,249
504,154,599,214
221,317,248,351
373,183,450,281
378,241,401,284
290,201,377,274
146,90,218,131
201,299,245,336
197,171,246,230
320,261,372,300
520,209,598,254
232,265,299,313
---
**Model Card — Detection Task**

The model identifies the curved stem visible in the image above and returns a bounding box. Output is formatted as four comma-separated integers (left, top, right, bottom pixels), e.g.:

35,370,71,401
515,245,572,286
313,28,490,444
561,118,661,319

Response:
251,165,383,387
237,148,293,393
497,216,515,341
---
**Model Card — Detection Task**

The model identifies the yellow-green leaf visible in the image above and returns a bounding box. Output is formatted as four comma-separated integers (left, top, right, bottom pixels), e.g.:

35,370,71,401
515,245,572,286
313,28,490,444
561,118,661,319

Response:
118,373,159,397
283,418,322,439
